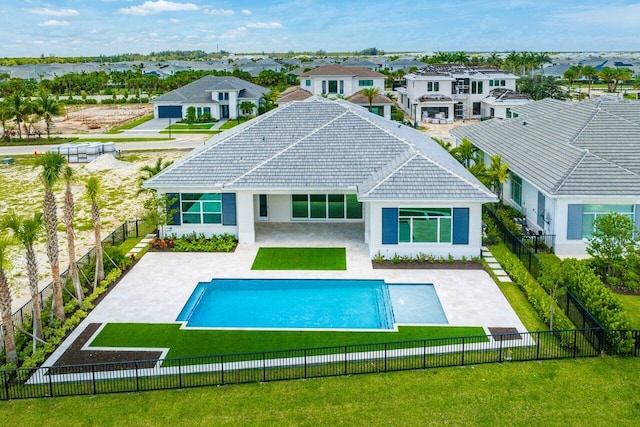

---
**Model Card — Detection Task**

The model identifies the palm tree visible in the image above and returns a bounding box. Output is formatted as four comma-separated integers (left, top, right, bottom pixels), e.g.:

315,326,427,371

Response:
3,212,45,345
35,90,64,139
8,92,32,140
137,157,173,195
581,65,598,97
238,101,256,121
487,154,509,201
35,151,66,322
598,67,619,93
361,87,380,111
453,137,477,168
563,66,581,96
0,233,18,364
62,166,83,304
86,176,104,287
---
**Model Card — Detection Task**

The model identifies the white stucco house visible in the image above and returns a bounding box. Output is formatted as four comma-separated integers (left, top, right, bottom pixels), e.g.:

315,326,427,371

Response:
299,64,386,98
151,75,269,120
397,65,519,121
144,97,496,259
451,97,640,257
481,88,530,120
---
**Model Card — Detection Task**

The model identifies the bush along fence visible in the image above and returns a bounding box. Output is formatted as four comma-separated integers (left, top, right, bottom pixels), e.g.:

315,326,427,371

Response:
0,328,616,401
3,219,155,341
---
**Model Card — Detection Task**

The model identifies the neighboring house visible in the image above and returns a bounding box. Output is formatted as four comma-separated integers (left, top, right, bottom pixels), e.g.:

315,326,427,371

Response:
451,97,640,257
397,65,518,121
144,97,496,259
387,57,427,72
151,75,268,120
299,64,386,98
275,86,313,105
481,88,530,119
341,57,381,71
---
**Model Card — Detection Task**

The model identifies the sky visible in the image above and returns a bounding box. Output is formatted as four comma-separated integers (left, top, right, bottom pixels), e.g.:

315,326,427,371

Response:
1,0,639,58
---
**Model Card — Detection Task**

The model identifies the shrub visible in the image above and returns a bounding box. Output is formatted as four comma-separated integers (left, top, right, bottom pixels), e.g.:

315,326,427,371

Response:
372,251,385,264
171,233,238,252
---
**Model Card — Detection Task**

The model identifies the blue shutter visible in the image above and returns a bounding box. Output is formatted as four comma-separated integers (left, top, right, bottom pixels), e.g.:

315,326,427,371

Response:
222,193,237,226
381,208,398,244
635,205,640,234
452,208,469,245
567,204,583,240
166,193,180,225
537,192,546,228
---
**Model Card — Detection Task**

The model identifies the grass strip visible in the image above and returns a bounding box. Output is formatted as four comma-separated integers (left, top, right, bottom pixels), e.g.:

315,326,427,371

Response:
251,247,347,270
90,323,487,359
617,294,640,329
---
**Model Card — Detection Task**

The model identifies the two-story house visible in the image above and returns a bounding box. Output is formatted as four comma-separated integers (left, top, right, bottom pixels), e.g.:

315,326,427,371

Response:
152,75,269,120
397,65,519,122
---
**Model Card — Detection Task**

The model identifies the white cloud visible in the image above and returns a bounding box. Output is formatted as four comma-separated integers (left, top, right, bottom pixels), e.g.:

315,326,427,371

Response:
204,9,234,16
170,18,182,23
246,22,283,29
241,9,251,15
39,20,70,27
23,8,79,17
118,0,198,16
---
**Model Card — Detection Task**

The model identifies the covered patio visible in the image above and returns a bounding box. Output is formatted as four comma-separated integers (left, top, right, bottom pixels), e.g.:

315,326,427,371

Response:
255,222,365,246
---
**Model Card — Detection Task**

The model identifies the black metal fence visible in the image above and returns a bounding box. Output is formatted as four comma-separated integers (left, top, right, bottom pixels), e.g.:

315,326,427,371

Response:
522,234,556,254
0,328,606,400
5,219,155,336
484,206,542,277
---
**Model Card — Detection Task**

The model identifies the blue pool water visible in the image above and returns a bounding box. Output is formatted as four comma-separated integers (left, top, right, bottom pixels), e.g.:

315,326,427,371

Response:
177,279,447,330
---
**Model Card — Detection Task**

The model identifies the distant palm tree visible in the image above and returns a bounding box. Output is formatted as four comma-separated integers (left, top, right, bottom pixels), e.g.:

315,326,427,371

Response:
3,212,45,345
35,152,67,322
487,154,509,201
598,67,623,93
8,92,32,140
361,87,380,110
581,66,598,97
0,232,18,364
453,137,477,168
137,157,174,196
563,66,581,96
86,176,104,287
35,90,64,139
62,166,83,304
238,101,256,120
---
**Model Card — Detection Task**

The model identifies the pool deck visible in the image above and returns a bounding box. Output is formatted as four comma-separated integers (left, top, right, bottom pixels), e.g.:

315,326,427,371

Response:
43,233,527,369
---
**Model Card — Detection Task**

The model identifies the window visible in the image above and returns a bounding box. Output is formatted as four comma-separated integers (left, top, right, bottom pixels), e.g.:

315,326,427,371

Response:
218,92,229,101
328,80,338,93
339,80,344,94
427,82,440,92
359,80,374,87
472,102,481,115
511,173,522,206
471,81,483,94
291,194,362,220
259,195,268,218
180,193,222,224
322,81,326,94
582,205,634,238
399,208,452,243
305,79,311,86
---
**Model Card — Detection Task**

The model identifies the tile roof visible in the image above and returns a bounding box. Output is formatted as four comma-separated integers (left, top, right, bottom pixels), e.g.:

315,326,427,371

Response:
151,75,268,104
145,97,495,202
276,87,313,103
451,97,640,196
346,91,394,105
299,64,385,78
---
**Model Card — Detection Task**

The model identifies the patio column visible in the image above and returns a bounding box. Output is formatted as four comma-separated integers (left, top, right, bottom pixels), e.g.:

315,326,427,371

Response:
236,191,255,243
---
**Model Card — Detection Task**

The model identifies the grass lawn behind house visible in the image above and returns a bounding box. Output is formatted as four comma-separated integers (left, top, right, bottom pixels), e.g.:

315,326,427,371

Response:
618,294,640,329
2,358,639,425
251,247,347,270
90,323,487,359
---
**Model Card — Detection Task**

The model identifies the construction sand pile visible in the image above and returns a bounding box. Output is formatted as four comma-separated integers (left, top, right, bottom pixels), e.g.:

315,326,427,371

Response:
85,154,136,172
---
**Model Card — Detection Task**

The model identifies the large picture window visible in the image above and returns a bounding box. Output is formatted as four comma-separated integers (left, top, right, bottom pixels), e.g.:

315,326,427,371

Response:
181,193,222,224
582,204,634,238
291,194,362,220
359,79,374,87
399,208,452,243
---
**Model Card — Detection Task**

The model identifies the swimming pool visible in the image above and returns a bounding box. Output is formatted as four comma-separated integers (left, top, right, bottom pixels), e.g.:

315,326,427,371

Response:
177,279,447,330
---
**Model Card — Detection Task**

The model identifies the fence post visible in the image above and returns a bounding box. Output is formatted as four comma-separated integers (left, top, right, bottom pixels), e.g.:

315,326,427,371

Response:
48,367,54,397
422,340,427,369
573,329,578,358
135,362,139,392
262,353,266,382
536,332,541,360
178,358,182,389
3,370,9,400
92,364,96,395
136,219,139,238
304,349,307,379
344,346,348,375
461,336,465,366
499,336,503,362
220,355,224,385
384,343,388,372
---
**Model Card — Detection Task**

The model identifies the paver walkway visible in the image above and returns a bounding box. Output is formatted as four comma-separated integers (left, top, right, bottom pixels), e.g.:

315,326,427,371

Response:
482,246,512,283
126,234,156,259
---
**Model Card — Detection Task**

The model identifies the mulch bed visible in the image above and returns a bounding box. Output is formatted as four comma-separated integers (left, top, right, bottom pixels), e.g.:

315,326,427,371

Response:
488,327,522,341
372,260,484,270
50,323,162,374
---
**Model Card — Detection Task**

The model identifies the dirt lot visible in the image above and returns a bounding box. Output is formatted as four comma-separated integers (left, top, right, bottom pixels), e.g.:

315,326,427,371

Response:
52,104,153,134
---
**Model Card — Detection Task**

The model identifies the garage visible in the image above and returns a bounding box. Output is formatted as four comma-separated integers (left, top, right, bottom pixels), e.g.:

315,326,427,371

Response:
157,105,182,119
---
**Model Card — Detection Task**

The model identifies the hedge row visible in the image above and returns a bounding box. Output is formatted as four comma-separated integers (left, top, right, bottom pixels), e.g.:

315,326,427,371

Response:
490,245,573,336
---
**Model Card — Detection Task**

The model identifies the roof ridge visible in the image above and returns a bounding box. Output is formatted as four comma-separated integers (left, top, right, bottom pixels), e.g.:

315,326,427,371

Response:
555,150,640,193
552,151,589,193
225,107,351,186
566,104,601,146
359,153,419,197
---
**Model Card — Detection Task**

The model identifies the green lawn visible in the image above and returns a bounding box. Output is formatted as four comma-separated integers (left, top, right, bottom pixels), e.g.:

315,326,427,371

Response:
90,323,487,360
106,114,154,133
251,247,347,270
76,137,172,142
220,119,244,129
166,123,214,130
618,294,640,329
2,358,639,425
158,129,220,135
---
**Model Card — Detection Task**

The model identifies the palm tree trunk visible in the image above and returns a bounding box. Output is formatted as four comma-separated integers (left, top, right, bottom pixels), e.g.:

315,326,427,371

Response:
64,186,83,303
92,202,104,286
26,246,44,341
0,270,18,364
43,189,66,321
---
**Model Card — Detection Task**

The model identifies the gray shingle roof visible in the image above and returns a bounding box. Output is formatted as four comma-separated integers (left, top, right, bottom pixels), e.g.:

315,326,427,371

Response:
451,97,640,196
145,97,495,202
152,75,268,104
